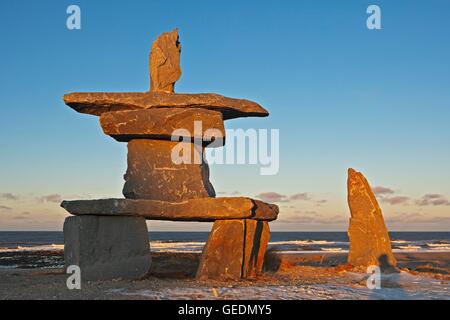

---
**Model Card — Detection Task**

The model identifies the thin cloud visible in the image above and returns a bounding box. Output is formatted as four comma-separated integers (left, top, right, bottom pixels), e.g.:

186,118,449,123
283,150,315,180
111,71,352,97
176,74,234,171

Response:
278,213,346,224
255,192,287,203
39,194,63,203
373,186,409,206
289,193,311,201
386,212,450,224
0,193,19,201
256,192,320,203
217,190,240,196
12,212,32,220
416,194,450,206
372,186,395,196
294,210,318,215
381,196,410,205
12,216,30,220
0,205,12,211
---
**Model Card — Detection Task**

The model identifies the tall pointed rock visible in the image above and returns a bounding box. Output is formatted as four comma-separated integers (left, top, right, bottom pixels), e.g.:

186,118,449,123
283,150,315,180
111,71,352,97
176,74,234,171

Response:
347,168,397,268
149,28,182,93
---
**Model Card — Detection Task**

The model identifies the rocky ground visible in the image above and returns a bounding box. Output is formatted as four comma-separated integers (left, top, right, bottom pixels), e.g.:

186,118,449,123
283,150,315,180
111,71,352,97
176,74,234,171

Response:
0,251,448,300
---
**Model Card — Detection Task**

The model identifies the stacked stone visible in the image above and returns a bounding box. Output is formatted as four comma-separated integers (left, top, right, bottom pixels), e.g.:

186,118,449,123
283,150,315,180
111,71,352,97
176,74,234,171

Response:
61,29,279,281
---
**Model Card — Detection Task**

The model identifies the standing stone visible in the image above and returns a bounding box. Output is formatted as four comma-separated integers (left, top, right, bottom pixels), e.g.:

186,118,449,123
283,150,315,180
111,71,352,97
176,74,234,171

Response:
123,139,215,201
242,220,270,279
347,168,397,268
197,219,271,280
64,216,151,281
197,220,245,281
149,28,181,93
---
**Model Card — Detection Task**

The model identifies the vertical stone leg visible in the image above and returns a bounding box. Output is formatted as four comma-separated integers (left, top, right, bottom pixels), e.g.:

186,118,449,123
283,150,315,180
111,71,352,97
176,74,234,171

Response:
196,220,245,281
64,215,151,281
196,219,270,281
243,220,270,279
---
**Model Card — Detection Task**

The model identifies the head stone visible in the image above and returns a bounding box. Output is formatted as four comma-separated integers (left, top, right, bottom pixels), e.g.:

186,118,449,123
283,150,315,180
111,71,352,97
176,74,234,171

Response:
149,29,182,93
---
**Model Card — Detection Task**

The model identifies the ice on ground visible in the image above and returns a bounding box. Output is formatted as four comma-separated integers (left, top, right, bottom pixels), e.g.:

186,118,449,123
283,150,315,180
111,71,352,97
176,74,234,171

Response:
109,272,449,300
0,244,64,253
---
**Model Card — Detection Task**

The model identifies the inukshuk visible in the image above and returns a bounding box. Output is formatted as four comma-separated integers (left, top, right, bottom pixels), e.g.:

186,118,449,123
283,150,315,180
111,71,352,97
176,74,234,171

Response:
61,29,279,281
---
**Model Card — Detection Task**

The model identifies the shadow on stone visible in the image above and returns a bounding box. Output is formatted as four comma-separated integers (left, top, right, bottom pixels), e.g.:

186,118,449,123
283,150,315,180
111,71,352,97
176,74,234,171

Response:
148,252,200,279
378,254,398,273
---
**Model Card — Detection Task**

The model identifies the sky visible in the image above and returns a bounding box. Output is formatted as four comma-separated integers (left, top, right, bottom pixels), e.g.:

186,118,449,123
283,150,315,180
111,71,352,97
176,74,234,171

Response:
0,0,449,231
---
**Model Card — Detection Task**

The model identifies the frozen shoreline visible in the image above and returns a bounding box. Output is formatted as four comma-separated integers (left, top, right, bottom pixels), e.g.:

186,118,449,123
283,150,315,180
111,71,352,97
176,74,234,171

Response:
0,250,448,300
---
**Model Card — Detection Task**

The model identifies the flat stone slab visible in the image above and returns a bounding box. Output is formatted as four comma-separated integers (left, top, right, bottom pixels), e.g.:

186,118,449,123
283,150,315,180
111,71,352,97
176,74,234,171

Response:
63,92,268,120
64,215,151,281
100,108,224,145
60,197,279,222
123,140,215,201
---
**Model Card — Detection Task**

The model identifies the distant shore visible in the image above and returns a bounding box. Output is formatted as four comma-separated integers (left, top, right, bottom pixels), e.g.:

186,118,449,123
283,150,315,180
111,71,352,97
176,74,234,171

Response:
0,250,448,299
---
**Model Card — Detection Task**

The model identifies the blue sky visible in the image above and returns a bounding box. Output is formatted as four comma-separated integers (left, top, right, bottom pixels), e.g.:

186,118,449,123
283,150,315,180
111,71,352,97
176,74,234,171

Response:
0,0,449,231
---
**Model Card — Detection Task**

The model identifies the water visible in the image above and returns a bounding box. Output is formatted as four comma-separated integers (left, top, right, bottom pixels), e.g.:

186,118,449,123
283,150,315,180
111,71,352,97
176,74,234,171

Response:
0,231,449,253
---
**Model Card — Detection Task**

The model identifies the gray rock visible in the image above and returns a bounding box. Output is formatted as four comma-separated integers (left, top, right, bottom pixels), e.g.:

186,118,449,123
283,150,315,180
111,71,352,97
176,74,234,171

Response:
64,216,151,281
123,139,215,201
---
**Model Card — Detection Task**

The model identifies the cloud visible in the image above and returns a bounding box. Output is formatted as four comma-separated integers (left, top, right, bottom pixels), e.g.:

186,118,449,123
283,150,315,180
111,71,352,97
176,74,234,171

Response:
386,212,450,224
278,212,346,224
316,199,328,204
39,194,63,203
416,194,450,206
0,205,12,211
287,216,318,224
256,192,320,203
372,186,409,206
381,196,410,205
217,190,240,196
385,212,423,223
255,192,287,203
289,193,311,201
12,216,30,220
12,212,32,220
372,186,395,196
0,193,19,201
294,210,317,215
